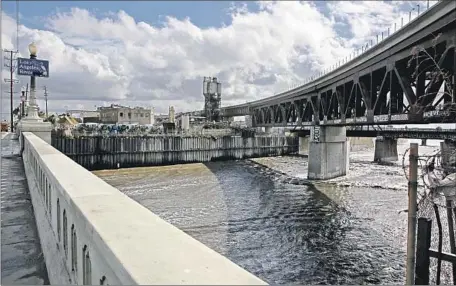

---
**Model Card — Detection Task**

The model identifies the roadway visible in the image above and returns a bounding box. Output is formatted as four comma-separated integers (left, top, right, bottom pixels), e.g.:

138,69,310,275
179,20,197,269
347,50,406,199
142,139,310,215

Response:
0,133,49,285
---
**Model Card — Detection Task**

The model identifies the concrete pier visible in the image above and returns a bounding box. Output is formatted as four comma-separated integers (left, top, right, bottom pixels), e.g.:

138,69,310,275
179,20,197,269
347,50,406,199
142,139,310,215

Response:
374,137,398,163
298,136,309,156
421,139,427,146
307,126,349,180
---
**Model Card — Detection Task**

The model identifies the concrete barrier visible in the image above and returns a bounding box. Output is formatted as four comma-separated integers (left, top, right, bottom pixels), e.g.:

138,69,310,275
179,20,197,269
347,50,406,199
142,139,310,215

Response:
21,132,267,285
51,135,299,170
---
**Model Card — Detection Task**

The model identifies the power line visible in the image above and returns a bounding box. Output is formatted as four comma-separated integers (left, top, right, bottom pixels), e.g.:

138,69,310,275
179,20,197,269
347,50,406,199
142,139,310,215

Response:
16,0,20,51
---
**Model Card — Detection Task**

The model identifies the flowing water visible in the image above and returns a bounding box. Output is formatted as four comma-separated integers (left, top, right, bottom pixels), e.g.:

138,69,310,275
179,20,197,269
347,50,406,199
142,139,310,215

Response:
95,141,441,285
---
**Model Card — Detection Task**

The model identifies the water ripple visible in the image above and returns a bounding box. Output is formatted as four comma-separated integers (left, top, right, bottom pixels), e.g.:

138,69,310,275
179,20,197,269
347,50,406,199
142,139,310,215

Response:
96,153,414,285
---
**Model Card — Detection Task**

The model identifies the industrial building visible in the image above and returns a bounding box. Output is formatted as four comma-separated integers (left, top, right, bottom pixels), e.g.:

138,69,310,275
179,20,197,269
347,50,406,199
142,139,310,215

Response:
203,77,221,122
98,104,155,125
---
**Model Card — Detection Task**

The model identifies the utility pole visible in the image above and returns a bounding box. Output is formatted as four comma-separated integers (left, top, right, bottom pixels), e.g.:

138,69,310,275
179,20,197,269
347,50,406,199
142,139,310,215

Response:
406,143,419,285
3,49,19,132
44,86,48,118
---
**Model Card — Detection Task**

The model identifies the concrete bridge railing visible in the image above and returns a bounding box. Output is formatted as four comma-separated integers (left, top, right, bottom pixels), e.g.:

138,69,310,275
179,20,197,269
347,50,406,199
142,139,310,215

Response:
21,132,267,285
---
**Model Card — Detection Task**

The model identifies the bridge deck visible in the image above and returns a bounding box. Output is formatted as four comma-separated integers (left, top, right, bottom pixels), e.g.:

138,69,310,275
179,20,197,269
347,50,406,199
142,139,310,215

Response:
0,133,48,285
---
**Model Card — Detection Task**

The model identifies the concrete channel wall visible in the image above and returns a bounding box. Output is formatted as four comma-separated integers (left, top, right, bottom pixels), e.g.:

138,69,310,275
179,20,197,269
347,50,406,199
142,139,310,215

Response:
22,132,267,285
51,135,299,170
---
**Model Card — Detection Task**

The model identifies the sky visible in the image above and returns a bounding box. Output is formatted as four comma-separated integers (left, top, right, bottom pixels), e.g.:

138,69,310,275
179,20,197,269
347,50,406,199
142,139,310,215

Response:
0,0,437,118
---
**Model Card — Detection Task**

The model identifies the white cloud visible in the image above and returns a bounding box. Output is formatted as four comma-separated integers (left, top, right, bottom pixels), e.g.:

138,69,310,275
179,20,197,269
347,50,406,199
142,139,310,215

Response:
1,1,435,119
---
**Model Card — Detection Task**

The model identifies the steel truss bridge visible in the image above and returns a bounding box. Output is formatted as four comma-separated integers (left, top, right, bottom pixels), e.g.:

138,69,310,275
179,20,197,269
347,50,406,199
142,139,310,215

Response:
294,126,456,140
195,1,456,128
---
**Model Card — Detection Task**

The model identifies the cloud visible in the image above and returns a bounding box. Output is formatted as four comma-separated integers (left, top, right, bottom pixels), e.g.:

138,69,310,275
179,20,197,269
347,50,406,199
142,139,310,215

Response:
1,1,435,119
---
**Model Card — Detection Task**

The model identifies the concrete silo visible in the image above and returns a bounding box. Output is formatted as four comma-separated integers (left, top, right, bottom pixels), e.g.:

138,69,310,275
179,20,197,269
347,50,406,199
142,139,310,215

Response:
203,77,222,122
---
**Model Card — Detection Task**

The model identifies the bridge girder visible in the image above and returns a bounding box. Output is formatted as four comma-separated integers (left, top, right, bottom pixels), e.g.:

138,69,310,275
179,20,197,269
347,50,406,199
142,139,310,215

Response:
216,2,456,127
251,23,456,127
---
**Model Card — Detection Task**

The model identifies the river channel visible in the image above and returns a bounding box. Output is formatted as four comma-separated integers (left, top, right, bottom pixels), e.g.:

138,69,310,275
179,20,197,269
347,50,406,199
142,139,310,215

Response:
95,141,440,285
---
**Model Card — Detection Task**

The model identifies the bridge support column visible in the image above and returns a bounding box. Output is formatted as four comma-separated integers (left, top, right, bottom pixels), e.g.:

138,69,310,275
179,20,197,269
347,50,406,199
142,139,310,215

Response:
374,137,398,163
441,140,456,173
421,139,427,146
308,126,349,180
298,136,309,156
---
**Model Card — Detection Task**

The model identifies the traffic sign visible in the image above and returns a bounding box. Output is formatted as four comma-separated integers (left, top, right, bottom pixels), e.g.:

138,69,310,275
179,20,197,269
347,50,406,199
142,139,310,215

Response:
17,58,49,77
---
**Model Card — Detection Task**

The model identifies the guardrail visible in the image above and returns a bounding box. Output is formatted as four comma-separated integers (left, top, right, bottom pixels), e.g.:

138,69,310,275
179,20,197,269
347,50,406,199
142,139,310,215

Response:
21,132,267,285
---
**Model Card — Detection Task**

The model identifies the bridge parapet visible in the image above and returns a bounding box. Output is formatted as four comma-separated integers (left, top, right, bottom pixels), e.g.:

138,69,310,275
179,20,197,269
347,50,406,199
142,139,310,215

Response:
21,132,267,285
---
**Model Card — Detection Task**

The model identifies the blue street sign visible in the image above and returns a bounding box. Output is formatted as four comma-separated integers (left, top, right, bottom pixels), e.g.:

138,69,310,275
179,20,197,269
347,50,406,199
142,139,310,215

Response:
17,57,50,78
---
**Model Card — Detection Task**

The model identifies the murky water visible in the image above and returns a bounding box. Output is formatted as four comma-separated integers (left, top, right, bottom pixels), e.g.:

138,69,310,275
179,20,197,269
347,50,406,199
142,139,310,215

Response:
95,141,441,285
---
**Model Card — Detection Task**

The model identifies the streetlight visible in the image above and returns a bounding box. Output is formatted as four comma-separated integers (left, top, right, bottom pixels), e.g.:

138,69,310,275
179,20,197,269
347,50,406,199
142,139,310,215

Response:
29,42,37,57
44,86,48,118
23,42,41,120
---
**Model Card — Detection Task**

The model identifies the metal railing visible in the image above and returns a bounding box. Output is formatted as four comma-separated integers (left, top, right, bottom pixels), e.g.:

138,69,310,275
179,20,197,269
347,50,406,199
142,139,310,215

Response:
285,0,438,91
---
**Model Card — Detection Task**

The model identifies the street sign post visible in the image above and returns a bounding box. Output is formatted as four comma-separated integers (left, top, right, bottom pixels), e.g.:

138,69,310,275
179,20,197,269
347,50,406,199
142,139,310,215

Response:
17,57,49,77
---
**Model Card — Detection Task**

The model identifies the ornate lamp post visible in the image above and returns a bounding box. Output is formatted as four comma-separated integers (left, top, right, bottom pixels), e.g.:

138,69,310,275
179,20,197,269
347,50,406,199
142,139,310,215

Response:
16,42,52,145
25,42,42,121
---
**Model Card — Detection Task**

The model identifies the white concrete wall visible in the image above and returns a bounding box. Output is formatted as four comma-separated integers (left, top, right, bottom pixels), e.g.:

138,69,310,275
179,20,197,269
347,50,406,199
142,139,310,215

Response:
21,132,267,285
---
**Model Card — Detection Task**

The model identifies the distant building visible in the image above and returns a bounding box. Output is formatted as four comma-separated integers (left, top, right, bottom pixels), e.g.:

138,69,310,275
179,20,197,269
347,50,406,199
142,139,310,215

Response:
245,115,253,127
203,77,222,122
66,109,100,124
168,106,175,123
98,104,155,125
154,114,169,125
